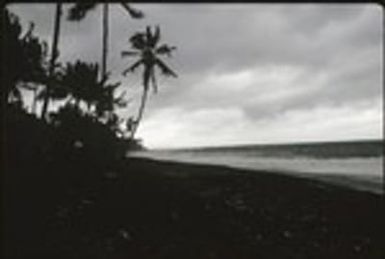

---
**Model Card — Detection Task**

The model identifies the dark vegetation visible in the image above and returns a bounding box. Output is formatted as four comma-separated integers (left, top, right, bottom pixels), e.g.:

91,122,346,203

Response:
3,3,153,162
2,5,383,259
2,5,165,257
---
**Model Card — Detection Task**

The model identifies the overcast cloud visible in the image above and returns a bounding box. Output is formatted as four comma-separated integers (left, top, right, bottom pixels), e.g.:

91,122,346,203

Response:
9,3,383,148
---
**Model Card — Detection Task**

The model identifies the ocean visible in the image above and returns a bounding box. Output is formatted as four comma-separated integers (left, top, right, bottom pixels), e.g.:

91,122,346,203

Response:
128,140,384,194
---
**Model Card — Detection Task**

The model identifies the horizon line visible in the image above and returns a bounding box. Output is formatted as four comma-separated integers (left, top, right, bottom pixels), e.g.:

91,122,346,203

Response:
145,137,383,151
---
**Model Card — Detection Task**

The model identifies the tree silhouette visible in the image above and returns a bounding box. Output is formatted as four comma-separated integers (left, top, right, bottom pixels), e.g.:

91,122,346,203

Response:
41,3,63,119
3,8,48,108
67,2,143,80
56,60,126,119
121,26,177,140
94,79,127,119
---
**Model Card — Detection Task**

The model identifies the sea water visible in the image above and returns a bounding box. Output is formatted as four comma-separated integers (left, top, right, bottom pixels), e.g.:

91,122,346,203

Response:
128,140,384,194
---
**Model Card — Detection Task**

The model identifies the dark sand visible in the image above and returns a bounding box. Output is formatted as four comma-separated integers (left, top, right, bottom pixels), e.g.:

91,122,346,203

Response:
4,157,384,259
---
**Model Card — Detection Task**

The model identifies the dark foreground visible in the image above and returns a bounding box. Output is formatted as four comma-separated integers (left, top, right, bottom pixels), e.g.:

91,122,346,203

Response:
4,157,383,259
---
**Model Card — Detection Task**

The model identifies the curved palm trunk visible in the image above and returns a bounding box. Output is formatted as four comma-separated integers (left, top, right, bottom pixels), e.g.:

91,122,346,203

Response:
130,88,149,140
41,3,62,119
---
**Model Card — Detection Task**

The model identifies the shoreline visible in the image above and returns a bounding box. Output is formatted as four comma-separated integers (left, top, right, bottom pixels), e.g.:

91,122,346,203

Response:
127,155,384,195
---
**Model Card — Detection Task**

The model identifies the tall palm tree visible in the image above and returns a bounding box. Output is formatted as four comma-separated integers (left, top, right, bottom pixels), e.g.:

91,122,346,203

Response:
67,2,143,80
41,3,63,119
121,26,177,140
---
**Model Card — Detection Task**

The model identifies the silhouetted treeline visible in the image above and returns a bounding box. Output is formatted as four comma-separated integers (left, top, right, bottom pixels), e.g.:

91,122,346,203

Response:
3,8,143,257
2,6,180,257
3,7,144,168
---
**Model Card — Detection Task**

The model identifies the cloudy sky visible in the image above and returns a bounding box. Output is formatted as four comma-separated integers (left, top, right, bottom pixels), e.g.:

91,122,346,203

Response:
9,3,383,148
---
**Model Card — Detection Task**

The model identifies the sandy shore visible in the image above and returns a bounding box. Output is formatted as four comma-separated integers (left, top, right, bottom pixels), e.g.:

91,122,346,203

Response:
4,157,383,258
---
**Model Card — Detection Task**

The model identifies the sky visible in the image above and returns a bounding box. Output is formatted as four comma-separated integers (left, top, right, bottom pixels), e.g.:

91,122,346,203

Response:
8,3,383,148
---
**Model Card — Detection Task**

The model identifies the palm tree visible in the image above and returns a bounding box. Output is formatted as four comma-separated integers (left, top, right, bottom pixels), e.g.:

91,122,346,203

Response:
95,81,127,119
41,3,63,119
121,26,177,140
59,60,126,118
67,2,143,80
60,61,99,110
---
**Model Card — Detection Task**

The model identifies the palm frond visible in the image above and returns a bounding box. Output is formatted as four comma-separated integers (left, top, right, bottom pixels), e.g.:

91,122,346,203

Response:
153,26,160,47
130,32,146,50
156,44,176,57
67,3,97,21
155,59,177,78
107,82,122,91
22,22,34,40
122,60,143,76
114,90,128,108
115,99,127,108
120,3,144,19
147,25,160,48
121,50,140,57
146,26,151,43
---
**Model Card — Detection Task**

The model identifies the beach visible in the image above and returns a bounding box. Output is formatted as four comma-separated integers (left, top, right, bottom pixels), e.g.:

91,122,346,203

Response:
5,156,383,259
129,143,383,195
5,3,383,259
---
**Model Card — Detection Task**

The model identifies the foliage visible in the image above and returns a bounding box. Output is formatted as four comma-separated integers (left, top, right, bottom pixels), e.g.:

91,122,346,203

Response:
61,61,100,108
121,25,177,139
67,2,144,80
67,2,143,21
49,104,126,162
3,8,48,105
3,8,144,164
122,26,177,93
51,60,127,118
40,3,62,119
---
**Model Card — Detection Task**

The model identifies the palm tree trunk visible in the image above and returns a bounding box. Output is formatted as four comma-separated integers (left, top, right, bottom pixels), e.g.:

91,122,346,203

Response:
101,3,108,80
41,3,62,119
130,88,148,140
102,3,114,121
